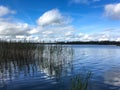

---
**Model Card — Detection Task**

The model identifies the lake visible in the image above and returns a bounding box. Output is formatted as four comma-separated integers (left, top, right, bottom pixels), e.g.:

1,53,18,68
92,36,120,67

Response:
0,44,120,90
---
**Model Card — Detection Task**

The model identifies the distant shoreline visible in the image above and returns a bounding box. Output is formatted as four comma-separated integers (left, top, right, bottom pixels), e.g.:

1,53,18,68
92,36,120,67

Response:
0,41,120,46
56,41,120,46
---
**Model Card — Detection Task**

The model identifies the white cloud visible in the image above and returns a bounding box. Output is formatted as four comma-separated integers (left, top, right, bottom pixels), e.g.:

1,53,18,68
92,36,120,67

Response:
0,5,15,17
28,9,75,41
116,38,120,41
105,3,120,20
0,21,30,35
29,28,39,34
0,6,120,42
16,35,26,39
84,30,120,41
0,7,74,42
65,31,74,36
42,31,53,35
0,5,31,36
37,9,70,26
30,25,76,41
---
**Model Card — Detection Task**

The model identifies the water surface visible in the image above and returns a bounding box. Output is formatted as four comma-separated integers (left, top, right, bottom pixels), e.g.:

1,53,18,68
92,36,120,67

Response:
0,44,120,90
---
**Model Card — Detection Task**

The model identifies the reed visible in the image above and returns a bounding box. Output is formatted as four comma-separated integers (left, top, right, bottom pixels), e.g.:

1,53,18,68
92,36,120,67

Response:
0,40,74,82
0,41,36,61
0,40,92,90
70,71,92,90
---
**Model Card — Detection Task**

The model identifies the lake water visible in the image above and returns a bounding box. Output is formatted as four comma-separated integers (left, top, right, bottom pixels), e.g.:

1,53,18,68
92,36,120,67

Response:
0,44,120,90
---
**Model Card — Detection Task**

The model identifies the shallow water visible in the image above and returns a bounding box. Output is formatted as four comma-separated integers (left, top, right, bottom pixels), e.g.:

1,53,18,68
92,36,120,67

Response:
0,44,120,90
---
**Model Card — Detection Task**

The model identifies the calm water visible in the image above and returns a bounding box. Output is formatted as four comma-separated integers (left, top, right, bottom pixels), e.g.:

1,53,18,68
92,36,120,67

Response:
0,44,120,90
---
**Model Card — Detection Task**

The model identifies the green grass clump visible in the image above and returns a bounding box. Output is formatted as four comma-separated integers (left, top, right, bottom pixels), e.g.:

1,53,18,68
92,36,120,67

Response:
71,71,92,90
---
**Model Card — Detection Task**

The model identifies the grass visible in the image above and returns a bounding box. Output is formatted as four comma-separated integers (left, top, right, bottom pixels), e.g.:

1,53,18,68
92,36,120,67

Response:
70,71,92,90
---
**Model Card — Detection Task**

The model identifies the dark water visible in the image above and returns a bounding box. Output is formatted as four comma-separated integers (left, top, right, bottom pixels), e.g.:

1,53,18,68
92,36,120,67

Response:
0,44,120,90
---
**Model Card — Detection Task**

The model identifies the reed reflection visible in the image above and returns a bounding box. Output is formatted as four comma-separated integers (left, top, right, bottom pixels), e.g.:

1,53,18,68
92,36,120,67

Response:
0,42,74,86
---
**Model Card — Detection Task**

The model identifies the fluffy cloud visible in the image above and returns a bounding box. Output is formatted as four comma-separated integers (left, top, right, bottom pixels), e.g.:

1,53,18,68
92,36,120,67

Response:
0,5,120,42
28,25,75,41
37,9,70,26
28,27,40,34
105,3,120,20
0,5,30,37
0,21,30,35
84,30,120,41
0,7,74,41
27,9,75,41
0,5,15,17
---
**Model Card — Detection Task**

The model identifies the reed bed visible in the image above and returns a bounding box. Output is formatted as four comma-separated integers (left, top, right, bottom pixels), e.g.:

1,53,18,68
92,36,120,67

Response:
0,41,36,61
0,41,74,82
0,41,92,90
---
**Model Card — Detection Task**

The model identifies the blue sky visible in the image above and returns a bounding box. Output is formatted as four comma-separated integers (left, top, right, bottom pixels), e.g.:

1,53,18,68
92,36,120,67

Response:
0,0,120,41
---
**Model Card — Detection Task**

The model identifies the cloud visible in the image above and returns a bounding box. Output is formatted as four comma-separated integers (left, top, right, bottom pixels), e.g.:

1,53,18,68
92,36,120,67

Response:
28,25,76,41
0,5,15,17
105,3,120,20
28,8,75,41
0,7,74,41
85,29,120,41
0,21,30,35
37,9,70,26
0,6,120,42
0,5,30,37
28,27,40,34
